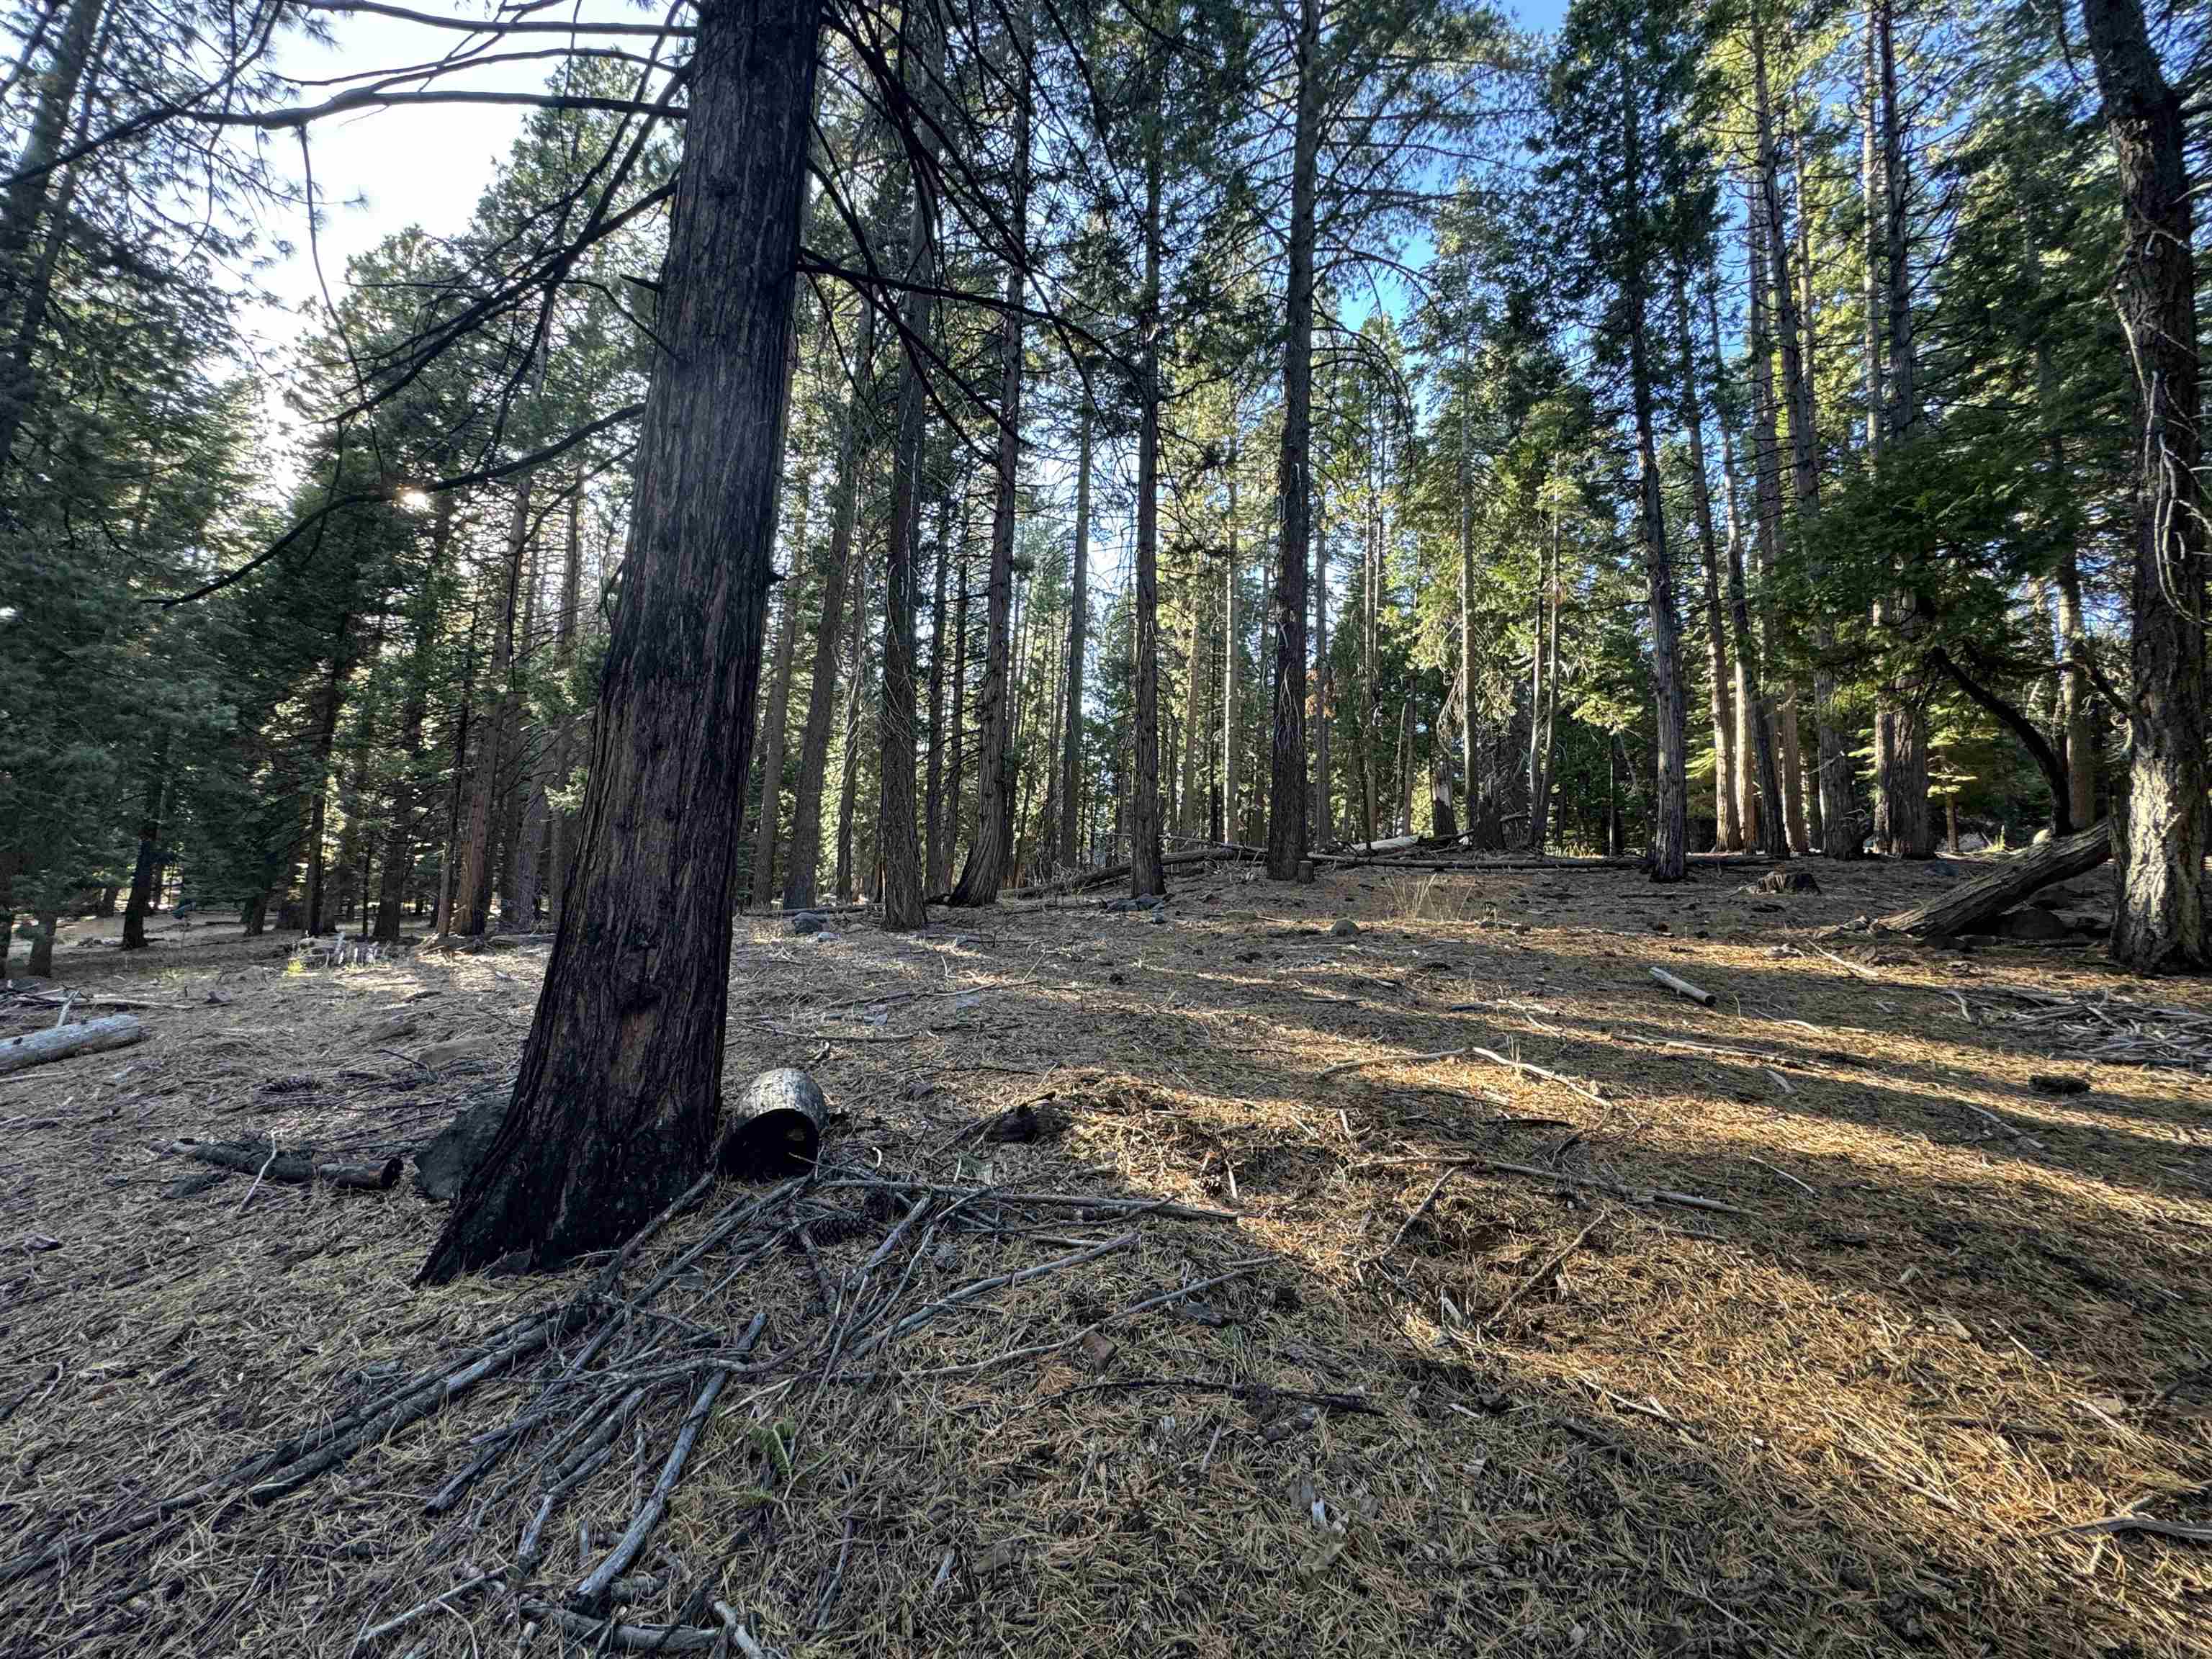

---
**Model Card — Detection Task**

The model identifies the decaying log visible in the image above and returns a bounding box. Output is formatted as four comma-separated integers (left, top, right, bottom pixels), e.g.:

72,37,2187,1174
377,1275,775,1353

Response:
161,1139,401,1190
1876,824,2110,939
0,1014,144,1076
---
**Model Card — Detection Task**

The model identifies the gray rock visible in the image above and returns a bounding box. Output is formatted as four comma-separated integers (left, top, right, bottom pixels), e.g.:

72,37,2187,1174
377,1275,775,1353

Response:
791,912,827,935
413,1096,506,1202
417,1034,502,1072
1331,917,1360,938
1994,905,2074,940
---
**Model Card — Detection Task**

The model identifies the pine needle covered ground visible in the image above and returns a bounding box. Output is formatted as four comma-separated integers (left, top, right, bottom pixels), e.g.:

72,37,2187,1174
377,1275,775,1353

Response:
1,857,2207,1658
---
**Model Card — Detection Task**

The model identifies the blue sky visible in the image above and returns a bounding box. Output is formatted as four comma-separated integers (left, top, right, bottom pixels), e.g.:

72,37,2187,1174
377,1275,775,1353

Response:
261,1,1573,346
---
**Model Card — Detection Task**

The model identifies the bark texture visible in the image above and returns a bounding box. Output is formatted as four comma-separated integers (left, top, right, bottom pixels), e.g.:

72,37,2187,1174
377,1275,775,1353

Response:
1265,0,1321,881
2082,0,2206,970
423,0,822,1281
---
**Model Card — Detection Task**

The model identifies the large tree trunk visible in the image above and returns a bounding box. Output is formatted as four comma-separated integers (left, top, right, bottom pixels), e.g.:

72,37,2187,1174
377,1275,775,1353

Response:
1178,569,1206,840
453,325,550,935
950,11,1030,905
1130,115,1166,900
1671,264,1738,853
1879,824,2110,940
748,477,806,906
2040,341,2098,832
120,734,168,950
1704,283,1785,858
834,531,869,904
877,4,946,932
509,537,551,928
1621,66,1686,883
1056,403,1089,872
1527,516,1561,854
1869,0,1933,860
1264,0,1319,880
300,613,360,937
1311,485,1332,847
377,493,451,940
925,475,953,889
1860,4,1884,456
945,511,971,873
423,0,821,1282
1753,19,1856,858
1746,181,1809,856
1221,469,1241,843
547,491,585,930
781,295,874,912
2082,0,2206,970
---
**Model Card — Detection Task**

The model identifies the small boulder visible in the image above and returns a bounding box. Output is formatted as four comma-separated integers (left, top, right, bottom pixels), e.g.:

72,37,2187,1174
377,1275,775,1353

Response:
417,1034,502,1072
413,1096,506,1202
1993,905,2074,941
1331,917,1360,938
790,912,827,935
364,1011,421,1045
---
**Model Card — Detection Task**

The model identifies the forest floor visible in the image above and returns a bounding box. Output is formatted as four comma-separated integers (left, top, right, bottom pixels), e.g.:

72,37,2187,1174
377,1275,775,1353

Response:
1,855,2208,1658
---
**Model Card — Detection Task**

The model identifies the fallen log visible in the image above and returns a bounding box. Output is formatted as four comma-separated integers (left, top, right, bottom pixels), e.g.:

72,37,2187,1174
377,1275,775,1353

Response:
161,1139,401,1191
1649,967,1717,1007
0,1013,143,1076
1876,824,2110,940
1004,844,1259,899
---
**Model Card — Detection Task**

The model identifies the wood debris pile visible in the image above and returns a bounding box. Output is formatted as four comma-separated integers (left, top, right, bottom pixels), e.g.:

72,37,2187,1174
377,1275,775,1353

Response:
0,1159,1316,1655
1979,986,2212,1072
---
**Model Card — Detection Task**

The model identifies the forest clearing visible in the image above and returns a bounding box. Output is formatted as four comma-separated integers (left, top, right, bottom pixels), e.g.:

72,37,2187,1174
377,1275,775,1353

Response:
2,856,2209,1657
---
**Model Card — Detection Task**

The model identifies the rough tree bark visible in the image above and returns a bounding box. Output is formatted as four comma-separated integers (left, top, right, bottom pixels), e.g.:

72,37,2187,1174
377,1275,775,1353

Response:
1130,103,1167,899
1879,824,2110,940
2082,0,2206,970
120,734,168,950
1704,282,1786,857
453,321,550,935
1265,0,1319,881
1753,17,1856,858
925,473,953,888
950,4,1030,906
547,488,585,929
377,492,452,940
877,1,947,932
1869,0,1933,860
1056,402,1090,872
1221,468,1240,841
782,292,875,913
1620,60,1686,883
1671,264,1737,853
834,529,869,904
748,476,806,906
423,0,822,1282
1746,181,1808,856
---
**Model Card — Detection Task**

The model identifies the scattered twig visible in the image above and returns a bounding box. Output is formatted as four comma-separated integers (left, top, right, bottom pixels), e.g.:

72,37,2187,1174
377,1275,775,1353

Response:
1483,1213,1606,1327
1318,1046,1469,1079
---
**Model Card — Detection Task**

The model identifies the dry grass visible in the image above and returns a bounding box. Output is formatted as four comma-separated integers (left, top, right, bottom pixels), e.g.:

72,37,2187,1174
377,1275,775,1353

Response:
1,855,2208,1658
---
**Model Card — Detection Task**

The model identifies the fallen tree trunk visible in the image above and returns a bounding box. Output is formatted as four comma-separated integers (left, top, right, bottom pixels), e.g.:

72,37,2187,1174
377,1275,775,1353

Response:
0,1014,144,1076
1876,823,2110,939
1004,845,1259,899
1309,851,1776,873
161,1140,402,1191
